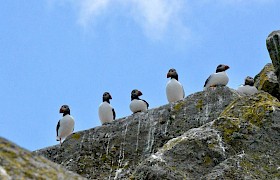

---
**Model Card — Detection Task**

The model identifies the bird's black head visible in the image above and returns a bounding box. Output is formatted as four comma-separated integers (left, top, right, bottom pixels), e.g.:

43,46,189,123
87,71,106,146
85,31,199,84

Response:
244,76,255,86
167,68,179,81
60,105,70,116
103,92,112,103
216,64,230,73
131,89,142,100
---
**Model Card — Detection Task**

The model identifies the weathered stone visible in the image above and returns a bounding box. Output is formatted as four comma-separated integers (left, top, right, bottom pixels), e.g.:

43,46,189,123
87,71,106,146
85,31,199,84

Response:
254,63,280,99
35,87,239,179
132,126,227,179
0,137,86,180
132,92,280,179
267,30,280,84
33,86,280,179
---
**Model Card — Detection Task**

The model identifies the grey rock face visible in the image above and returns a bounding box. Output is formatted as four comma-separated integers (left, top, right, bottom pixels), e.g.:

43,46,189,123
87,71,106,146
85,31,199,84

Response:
132,126,227,179
0,137,86,180
132,92,280,179
35,87,280,179
254,63,280,99
267,30,280,84
36,87,239,179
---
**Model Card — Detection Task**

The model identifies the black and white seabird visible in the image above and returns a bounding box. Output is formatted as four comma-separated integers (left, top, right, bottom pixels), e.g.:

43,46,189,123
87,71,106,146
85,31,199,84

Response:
204,64,230,90
129,89,149,113
98,92,116,125
166,68,185,103
237,76,258,95
56,105,75,144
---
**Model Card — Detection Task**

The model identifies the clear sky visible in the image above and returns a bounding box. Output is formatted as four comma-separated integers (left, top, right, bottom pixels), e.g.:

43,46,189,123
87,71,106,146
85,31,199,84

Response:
0,0,278,151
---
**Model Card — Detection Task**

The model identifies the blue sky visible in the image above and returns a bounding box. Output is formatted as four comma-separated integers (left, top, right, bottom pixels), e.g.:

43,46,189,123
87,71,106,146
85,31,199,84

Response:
0,0,278,151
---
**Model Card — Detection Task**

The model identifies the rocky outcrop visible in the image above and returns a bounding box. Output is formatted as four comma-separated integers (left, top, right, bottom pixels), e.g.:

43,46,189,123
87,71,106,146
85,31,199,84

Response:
267,30,280,84
33,34,280,178
254,63,280,99
2,31,280,179
36,87,240,179
132,92,280,179
33,32,280,178
35,87,280,179
0,137,86,180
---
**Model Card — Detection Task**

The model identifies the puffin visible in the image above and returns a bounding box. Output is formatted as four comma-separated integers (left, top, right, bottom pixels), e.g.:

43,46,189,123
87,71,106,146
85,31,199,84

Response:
204,64,230,90
166,68,185,103
98,92,116,125
129,89,149,113
56,105,75,144
237,76,258,95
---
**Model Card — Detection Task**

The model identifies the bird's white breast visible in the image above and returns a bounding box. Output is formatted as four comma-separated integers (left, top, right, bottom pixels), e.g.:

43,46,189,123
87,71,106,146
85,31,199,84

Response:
166,79,184,103
58,115,75,139
130,99,147,113
237,85,258,95
204,71,229,90
98,102,114,124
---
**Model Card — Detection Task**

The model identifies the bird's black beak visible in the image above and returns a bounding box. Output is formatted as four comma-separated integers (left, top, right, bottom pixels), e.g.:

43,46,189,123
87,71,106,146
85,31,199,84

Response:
167,72,171,78
138,91,143,96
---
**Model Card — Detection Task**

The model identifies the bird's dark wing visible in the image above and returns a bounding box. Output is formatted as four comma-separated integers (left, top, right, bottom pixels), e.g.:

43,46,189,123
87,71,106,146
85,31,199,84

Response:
112,108,116,120
141,99,149,108
204,75,212,87
56,120,60,137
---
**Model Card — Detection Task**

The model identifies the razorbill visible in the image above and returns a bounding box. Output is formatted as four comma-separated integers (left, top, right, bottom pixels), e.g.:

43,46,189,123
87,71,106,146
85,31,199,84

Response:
204,64,230,90
98,92,116,125
129,89,149,113
56,105,75,144
237,76,258,95
166,68,185,103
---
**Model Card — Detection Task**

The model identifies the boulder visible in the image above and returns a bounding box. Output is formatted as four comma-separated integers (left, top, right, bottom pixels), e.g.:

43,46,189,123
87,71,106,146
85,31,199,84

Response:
267,30,280,84
0,137,86,180
254,63,280,99
35,87,239,179
132,92,280,179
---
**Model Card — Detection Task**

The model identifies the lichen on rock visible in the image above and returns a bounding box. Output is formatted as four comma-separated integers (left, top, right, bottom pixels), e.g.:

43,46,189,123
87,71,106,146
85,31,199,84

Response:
35,87,239,179
254,63,280,99
0,137,86,180
267,30,280,83
131,91,280,179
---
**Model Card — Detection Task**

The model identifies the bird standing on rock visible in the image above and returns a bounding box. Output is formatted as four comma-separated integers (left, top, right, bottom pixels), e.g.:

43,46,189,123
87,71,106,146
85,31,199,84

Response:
56,105,75,145
166,68,185,103
130,89,149,113
204,64,230,90
237,76,258,95
98,92,116,125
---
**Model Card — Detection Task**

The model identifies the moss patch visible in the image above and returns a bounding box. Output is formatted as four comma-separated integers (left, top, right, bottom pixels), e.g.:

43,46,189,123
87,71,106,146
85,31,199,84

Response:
0,138,85,179
71,133,81,140
196,99,203,111
238,153,280,178
173,101,186,112
257,64,275,90
215,93,280,143
220,92,280,127
203,155,212,166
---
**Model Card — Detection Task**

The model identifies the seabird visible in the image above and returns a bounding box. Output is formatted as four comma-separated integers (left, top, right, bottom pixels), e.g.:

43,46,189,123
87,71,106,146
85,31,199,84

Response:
204,64,230,90
237,76,258,95
166,68,185,103
98,92,116,125
56,105,75,144
129,89,149,113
